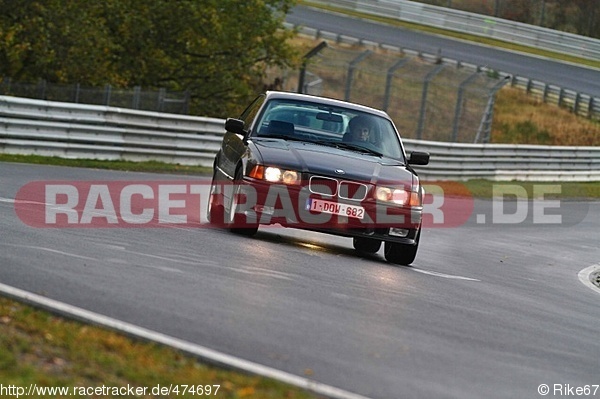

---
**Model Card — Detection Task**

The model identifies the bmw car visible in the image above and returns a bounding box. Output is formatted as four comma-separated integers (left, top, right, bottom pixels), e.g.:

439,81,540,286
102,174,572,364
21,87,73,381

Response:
207,91,429,265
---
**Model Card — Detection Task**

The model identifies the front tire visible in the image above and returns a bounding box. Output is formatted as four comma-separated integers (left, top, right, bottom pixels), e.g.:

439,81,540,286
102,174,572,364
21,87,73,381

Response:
227,169,259,237
384,231,420,266
207,169,225,226
353,237,382,254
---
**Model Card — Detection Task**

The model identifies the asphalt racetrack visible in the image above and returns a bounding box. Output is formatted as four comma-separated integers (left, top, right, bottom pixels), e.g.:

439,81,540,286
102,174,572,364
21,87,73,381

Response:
1,162,598,399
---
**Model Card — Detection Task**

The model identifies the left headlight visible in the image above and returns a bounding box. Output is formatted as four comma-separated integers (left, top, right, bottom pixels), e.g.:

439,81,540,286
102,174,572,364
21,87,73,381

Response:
249,165,300,185
374,186,421,206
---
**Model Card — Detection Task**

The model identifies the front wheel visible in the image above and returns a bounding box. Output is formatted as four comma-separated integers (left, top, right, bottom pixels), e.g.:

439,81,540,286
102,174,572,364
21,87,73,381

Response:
207,169,225,226
384,231,420,266
227,169,259,237
353,237,382,254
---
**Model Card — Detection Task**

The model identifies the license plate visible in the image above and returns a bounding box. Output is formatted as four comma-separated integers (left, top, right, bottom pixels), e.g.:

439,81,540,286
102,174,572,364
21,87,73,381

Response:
306,198,365,219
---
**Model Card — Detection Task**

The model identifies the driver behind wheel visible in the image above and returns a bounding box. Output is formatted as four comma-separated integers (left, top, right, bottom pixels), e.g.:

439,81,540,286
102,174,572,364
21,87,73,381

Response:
344,115,379,146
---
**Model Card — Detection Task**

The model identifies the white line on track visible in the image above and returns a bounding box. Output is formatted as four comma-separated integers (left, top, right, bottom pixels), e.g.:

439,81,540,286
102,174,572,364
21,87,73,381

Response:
0,243,98,261
0,283,373,399
578,264,600,296
410,267,480,281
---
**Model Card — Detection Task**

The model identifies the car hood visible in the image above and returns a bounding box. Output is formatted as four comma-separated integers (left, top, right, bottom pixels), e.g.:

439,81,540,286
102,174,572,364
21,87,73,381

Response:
251,139,415,186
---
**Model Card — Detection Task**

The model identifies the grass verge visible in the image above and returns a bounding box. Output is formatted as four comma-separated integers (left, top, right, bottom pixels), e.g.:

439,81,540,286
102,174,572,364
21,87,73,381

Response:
0,154,212,175
2,153,599,199
0,296,320,399
427,180,600,199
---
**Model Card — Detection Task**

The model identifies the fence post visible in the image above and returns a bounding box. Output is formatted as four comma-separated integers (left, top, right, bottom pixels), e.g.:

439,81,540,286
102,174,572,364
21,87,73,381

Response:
74,83,81,103
475,76,510,143
452,71,480,142
383,57,411,112
183,90,191,114
104,84,112,106
345,50,371,102
38,79,47,99
416,64,445,140
158,88,166,112
132,86,141,109
298,41,328,94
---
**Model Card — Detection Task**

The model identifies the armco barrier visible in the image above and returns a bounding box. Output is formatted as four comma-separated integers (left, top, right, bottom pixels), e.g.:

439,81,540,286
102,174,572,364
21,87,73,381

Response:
1,96,599,181
0,96,223,167
304,0,600,61
403,139,600,181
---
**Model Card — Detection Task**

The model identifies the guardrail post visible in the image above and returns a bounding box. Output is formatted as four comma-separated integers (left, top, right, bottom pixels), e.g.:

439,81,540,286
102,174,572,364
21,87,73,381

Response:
526,78,533,94
345,50,371,102
558,88,565,107
416,64,445,140
383,57,411,112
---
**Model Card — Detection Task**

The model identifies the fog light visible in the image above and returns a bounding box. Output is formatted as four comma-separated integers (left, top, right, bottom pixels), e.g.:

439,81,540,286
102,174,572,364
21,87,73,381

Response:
254,205,275,215
389,228,409,237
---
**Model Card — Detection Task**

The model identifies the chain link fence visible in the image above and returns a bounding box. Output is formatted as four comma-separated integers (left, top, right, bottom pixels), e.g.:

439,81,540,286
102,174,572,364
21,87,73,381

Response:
0,78,190,114
290,44,507,143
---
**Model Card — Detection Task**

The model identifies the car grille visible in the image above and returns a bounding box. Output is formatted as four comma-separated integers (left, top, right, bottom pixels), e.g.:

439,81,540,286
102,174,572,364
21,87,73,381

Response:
308,176,368,201
339,181,368,200
309,176,338,197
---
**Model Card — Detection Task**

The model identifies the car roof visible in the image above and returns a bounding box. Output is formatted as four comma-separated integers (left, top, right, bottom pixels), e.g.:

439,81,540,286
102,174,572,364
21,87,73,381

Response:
264,91,391,119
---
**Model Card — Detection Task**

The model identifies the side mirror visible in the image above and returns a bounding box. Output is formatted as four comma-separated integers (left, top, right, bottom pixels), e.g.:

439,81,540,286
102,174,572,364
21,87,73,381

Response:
225,118,245,135
408,151,430,166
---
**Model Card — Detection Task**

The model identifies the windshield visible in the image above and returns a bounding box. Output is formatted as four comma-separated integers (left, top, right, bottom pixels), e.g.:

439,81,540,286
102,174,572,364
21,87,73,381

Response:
253,99,405,161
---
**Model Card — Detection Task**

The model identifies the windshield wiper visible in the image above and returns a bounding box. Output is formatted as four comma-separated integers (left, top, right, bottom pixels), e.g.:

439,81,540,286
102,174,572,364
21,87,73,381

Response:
256,134,306,142
333,142,383,157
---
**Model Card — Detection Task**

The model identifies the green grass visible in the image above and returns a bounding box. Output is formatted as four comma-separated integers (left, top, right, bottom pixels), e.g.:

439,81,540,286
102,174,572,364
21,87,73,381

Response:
426,180,600,199
0,153,212,175
2,153,599,198
0,296,320,399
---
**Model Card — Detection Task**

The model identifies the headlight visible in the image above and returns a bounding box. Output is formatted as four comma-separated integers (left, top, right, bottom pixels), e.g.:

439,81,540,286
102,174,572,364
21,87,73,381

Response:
264,167,282,182
375,186,420,206
249,165,300,185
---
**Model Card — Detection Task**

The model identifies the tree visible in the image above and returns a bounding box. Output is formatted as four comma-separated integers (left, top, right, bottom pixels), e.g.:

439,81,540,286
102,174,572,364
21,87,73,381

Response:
0,0,300,116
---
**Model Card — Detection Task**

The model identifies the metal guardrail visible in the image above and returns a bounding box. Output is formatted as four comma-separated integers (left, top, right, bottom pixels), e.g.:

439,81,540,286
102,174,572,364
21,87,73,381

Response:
1,96,599,181
404,139,600,181
0,96,222,167
305,0,600,61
